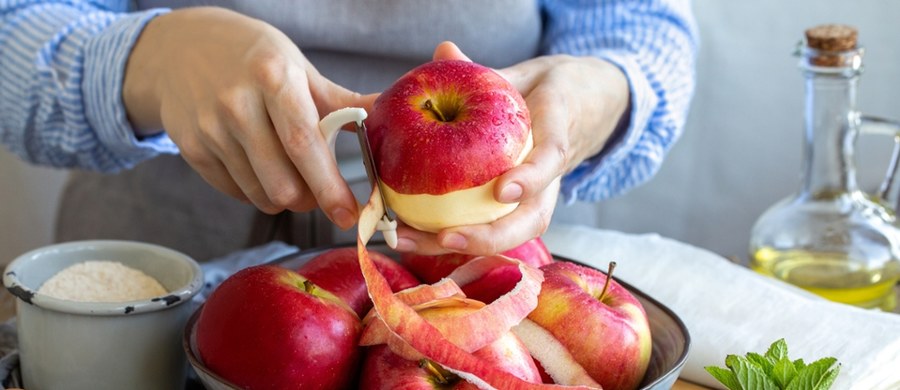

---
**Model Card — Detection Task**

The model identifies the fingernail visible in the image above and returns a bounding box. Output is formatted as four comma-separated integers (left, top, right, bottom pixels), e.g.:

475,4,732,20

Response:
499,183,523,203
395,237,416,252
331,207,355,230
441,233,467,251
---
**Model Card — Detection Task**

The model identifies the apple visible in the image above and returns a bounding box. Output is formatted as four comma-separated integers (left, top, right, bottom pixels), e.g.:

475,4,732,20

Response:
458,262,526,305
298,247,421,317
358,299,542,389
519,262,652,390
195,265,361,390
401,237,554,284
366,59,532,232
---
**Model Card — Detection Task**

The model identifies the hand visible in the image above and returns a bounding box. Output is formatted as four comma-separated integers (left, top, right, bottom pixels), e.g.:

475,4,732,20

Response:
123,7,374,229
396,42,630,255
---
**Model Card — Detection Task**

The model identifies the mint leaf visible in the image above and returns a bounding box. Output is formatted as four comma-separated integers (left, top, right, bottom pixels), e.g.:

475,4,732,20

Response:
786,358,840,390
766,338,789,361
706,339,840,390
772,357,798,388
705,365,742,390
730,355,780,390
813,364,840,390
747,352,775,376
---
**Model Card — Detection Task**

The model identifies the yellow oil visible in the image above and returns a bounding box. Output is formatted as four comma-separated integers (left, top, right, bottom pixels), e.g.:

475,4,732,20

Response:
751,247,899,311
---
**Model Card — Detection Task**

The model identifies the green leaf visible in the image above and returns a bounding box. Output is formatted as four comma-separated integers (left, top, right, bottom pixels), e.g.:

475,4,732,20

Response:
747,352,775,376
766,338,789,361
705,366,743,390
730,355,780,390
814,365,841,390
706,339,840,390
786,357,839,390
772,357,798,388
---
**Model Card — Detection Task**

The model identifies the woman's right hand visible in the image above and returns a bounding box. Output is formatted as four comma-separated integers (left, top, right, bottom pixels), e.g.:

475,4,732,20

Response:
123,7,374,229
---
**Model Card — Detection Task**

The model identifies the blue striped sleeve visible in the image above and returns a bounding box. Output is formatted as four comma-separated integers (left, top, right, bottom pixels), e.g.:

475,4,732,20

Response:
0,1,174,172
540,0,699,203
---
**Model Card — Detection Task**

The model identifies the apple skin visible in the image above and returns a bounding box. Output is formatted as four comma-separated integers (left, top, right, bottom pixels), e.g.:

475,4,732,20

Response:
298,247,421,318
459,263,526,305
195,265,362,390
366,59,531,232
358,303,541,389
367,59,530,195
528,262,652,390
401,237,554,284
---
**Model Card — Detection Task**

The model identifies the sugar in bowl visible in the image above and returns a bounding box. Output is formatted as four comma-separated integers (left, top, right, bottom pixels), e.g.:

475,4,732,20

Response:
3,240,204,390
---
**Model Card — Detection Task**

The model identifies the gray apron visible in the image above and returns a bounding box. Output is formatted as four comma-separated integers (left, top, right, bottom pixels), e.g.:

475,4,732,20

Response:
56,0,541,261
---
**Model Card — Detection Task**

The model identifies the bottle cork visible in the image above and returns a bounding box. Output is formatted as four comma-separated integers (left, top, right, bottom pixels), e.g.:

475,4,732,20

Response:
804,24,858,67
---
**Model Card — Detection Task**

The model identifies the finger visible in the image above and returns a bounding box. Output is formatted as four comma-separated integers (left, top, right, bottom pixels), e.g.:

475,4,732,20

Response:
305,65,378,118
496,57,545,93
438,178,561,256
161,101,253,206
355,92,380,117
432,41,472,62
394,178,561,256
219,89,317,213
264,67,359,229
393,224,447,255
495,86,569,204
200,119,282,214
311,76,378,134
181,144,249,204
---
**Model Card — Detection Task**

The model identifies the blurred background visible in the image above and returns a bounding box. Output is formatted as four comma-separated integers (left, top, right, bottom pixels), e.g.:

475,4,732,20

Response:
2,0,899,265
553,0,900,262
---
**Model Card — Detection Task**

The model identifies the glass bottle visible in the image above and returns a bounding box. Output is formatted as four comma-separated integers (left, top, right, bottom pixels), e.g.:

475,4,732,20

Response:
748,24,900,311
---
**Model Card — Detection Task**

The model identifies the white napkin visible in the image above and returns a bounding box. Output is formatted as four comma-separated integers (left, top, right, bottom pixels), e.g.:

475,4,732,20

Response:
542,224,900,390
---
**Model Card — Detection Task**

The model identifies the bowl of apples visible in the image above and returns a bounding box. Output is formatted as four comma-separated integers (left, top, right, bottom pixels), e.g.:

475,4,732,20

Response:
183,239,690,390
184,57,689,390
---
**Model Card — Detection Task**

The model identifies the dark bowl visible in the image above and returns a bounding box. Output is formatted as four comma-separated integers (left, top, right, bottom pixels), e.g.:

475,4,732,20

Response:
185,242,691,389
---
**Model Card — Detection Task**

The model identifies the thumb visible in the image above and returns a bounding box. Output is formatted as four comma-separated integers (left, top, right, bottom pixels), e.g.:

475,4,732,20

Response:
355,93,379,116
309,75,375,118
433,41,472,62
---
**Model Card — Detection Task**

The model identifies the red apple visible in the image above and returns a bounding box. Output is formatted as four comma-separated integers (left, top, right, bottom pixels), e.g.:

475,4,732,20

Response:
195,265,361,390
459,263,525,304
518,262,652,390
298,247,421,317
401,237,554,284
358,299,542,389
366,59,532,232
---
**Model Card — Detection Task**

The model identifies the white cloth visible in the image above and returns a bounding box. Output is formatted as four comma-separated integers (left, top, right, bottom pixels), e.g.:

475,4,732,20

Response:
542,223,900,390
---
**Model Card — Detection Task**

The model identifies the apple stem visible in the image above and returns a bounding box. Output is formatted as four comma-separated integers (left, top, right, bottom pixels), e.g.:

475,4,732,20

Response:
419,359,456,385
598,261,617,302
302,279,316,294
423,99,449,122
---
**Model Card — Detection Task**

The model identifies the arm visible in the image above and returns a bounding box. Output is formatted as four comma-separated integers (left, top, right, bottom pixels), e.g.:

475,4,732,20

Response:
541,0,699,202
1,3,368,228
0,0,174,171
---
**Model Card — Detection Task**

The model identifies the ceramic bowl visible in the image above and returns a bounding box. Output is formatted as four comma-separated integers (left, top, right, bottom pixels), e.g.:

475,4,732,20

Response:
185,242,690,389
3,240,204,390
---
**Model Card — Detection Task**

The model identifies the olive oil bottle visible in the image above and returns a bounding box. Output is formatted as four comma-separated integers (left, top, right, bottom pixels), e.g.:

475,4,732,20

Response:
748,25,900,311
751,248,898,310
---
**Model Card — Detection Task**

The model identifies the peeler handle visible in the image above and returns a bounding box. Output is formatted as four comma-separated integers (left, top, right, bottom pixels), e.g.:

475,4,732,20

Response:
317,108,398,248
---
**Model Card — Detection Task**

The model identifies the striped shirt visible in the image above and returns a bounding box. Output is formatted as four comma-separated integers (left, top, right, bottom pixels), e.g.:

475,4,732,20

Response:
0,0,697,203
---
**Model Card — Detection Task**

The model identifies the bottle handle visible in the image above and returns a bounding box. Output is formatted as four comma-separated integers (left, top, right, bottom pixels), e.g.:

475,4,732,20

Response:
858,114,900,204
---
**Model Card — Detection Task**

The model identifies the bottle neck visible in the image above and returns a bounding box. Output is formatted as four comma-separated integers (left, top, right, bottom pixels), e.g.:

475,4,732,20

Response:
802,70,860,196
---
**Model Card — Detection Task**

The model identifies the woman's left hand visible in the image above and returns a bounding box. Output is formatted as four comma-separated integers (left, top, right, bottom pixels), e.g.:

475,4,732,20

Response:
394,42,630,256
